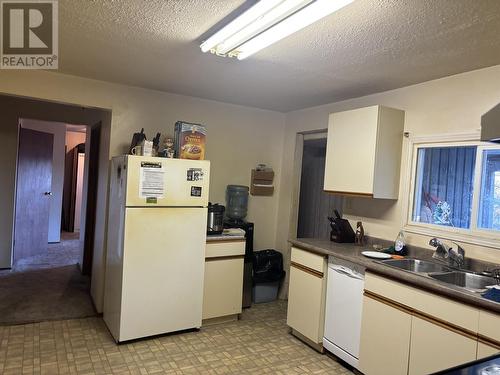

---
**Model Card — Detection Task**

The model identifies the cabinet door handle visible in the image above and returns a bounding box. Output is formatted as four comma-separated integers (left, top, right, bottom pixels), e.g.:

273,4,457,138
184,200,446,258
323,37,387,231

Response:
291,262,323,278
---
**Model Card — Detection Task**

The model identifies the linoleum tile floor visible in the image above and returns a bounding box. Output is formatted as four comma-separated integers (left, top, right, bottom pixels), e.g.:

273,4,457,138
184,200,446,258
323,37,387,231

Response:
0,300,353,374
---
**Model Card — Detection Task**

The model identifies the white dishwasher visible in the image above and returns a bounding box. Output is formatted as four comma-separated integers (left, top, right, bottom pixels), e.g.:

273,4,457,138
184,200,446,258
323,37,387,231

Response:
323,256,365,370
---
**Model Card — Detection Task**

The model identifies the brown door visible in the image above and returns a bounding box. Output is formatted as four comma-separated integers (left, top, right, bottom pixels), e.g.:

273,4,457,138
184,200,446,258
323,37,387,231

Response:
14,128,54,263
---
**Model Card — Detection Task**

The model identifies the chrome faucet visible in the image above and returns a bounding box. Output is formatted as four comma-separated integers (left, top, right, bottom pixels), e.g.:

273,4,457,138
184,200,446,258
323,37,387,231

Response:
493,269,500,285
481,268,500,284
429,238,465,269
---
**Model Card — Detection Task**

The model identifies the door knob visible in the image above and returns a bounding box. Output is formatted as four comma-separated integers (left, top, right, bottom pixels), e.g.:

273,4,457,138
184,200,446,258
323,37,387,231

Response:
44,192,53,196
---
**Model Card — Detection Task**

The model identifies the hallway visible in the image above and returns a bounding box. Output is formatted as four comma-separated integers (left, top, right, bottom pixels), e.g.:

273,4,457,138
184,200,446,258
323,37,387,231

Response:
6,232,82,274
0,232,96,325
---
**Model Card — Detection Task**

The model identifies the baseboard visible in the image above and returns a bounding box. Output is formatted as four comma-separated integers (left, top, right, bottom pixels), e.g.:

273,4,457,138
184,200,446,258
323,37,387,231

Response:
290,328,324,353
202,314,239,327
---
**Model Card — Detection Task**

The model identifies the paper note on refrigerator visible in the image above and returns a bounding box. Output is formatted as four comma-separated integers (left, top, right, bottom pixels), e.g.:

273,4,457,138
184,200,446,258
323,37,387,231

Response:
139,161,165,198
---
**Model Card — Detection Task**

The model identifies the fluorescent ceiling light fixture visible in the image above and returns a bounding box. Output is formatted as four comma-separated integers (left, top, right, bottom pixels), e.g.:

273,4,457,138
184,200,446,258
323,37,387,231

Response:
200,0,354,60
200,0,285,53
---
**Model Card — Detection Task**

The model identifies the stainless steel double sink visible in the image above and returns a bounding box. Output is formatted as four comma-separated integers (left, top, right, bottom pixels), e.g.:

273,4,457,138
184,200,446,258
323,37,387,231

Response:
379,258,498,293
381,258,450,273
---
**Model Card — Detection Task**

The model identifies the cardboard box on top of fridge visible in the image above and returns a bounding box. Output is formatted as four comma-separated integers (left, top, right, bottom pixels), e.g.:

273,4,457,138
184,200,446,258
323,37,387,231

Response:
174,121,206,160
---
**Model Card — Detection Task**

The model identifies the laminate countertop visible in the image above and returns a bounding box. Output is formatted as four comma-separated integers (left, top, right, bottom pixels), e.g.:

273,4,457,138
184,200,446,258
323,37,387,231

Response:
289,238,500,314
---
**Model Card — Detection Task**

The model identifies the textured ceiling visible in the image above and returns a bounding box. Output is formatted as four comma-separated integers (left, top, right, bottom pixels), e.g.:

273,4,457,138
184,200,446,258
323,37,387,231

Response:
58,0,500,112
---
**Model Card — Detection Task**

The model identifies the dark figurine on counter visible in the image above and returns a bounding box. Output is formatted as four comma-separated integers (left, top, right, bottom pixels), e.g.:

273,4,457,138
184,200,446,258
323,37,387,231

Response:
355,221,365,245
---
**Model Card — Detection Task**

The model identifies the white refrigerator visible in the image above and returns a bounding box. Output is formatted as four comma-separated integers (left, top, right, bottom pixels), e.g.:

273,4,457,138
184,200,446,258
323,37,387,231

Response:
103,155,210,343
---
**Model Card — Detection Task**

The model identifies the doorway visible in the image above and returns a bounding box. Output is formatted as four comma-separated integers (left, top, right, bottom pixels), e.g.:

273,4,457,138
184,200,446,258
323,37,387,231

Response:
11,119,88,272
296,134,343,239
0,119,96,325
0,93,111,325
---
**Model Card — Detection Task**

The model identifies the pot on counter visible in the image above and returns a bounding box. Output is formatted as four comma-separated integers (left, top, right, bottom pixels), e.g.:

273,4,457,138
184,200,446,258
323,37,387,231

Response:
207,203,225,235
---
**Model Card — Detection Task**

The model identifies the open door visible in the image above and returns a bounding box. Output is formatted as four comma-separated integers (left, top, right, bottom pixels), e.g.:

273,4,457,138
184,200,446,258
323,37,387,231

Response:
81,122,101,275
64,142,85,232
14,128,54,263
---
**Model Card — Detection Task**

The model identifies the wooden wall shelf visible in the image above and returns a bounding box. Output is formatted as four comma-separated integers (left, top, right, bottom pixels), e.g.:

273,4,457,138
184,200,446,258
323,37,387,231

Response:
251,169,274,196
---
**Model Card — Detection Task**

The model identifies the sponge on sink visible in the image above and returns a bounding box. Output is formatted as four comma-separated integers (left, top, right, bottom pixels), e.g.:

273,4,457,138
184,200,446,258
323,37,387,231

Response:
482,285,500,303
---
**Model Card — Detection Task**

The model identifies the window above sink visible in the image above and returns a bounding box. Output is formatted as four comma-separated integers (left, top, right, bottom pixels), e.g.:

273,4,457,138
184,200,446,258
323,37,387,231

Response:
412,145,476,229
402,133,500,249
478,149,500,231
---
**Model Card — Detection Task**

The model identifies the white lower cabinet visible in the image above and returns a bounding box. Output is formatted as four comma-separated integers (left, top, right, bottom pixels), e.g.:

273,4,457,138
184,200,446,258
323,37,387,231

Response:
203,257,244,320
287,264,325,344
477,310,500,359
478,342,500,359
202,240,245,322
286,247,327,349
408,316,477,375
359,295,411,375
360,297,478,375
359,273,497,375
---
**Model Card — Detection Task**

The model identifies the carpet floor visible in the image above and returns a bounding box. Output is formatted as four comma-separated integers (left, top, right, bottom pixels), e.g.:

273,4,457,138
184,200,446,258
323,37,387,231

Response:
4,232,83,274
0,264,96,325
0,231,95,325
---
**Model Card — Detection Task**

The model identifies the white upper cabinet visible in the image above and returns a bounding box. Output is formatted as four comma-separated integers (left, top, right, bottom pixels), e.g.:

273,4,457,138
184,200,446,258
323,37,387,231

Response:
324,105,405,199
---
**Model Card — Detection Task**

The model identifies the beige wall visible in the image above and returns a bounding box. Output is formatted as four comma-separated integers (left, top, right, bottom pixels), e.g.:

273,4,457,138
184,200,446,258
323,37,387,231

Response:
277,65,500,294
0,70,286,311
4,64,500,308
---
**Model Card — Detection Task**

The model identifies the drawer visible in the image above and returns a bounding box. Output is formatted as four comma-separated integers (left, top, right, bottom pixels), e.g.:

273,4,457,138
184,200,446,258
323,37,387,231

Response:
365,272,479,332
291,247,325,274
205,240,245,258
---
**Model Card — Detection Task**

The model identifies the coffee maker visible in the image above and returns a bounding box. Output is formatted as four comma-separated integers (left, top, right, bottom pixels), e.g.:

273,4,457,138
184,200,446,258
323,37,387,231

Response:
207,203,225,235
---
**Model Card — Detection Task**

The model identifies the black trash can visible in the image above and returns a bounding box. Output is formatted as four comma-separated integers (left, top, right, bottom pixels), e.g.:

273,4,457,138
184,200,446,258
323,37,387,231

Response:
252,249,286,303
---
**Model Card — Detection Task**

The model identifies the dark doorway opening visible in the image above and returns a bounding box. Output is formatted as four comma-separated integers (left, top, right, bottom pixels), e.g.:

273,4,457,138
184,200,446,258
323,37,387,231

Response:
297,137,343,239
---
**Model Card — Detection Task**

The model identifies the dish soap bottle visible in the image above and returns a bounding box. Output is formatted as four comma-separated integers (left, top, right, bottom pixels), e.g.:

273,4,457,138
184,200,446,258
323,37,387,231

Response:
394,230,408,256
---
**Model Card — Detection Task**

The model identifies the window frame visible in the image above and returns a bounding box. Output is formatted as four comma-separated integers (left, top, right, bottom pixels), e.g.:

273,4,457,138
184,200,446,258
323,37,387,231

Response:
402,132,500,249
471,144,500,233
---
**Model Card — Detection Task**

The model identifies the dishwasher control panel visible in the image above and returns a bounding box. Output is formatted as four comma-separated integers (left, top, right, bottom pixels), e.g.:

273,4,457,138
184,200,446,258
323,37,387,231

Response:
328,255,365,276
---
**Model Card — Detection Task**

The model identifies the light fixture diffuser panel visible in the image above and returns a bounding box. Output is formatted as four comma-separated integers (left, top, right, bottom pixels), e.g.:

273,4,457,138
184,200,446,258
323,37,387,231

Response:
237,0,354,60
200,0,354,59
